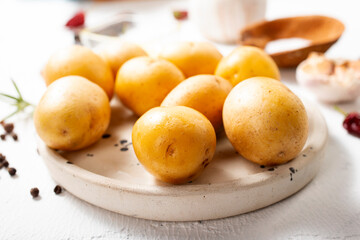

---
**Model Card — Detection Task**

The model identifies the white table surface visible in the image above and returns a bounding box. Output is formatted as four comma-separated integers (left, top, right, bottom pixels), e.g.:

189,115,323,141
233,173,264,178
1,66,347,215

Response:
0,0,360,239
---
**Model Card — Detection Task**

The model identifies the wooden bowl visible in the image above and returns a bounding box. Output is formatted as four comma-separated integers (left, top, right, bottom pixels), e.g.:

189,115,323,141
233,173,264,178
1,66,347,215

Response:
239,15,345,68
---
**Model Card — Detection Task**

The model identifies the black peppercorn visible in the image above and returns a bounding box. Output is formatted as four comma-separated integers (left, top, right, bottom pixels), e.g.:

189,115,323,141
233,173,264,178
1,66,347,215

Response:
30,188,39,198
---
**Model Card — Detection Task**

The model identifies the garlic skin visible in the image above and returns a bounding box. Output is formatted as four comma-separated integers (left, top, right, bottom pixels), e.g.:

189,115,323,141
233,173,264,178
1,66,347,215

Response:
296,53,360,103
189,0,266,44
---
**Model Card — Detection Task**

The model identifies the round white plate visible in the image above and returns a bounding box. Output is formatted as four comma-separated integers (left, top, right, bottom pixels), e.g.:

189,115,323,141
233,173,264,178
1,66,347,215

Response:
37,99,327,221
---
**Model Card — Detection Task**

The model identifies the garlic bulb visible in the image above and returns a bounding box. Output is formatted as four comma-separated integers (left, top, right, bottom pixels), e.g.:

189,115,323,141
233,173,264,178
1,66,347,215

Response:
189,0,266,44
296,52,360,103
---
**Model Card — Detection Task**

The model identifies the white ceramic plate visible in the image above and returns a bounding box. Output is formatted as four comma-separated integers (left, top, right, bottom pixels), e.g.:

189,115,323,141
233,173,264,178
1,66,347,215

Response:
38,99,327,221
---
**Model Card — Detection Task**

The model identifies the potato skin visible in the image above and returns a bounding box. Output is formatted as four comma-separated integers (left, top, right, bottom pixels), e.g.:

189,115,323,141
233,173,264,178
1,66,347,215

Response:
223,77,308,165
96,41,147,76
34,76,111,151
161,74,232,131
132,106,216,184
115,57,185,116
43,45,114,99
215,46,280,86
159,42,223,78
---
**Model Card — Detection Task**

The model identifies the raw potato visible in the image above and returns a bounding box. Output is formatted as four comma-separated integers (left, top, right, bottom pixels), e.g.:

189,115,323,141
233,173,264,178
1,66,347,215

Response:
34,76,111,151
158,41,223,78
215,46,280,86
43,45,114,99
161,74,232,131
96,41,147,76
115,56,185,116
223,77,308,165
132,106,216,184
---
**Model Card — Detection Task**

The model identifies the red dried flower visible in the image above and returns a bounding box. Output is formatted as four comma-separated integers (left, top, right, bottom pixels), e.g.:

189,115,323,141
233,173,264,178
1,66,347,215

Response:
65,11,85,29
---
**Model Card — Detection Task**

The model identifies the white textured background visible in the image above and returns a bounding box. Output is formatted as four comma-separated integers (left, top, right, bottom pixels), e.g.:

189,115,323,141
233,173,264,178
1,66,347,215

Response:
0,0,360,239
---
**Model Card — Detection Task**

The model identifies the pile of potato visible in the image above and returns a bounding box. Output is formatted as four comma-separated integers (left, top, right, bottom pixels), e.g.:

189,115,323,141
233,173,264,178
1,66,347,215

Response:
34,41,308,184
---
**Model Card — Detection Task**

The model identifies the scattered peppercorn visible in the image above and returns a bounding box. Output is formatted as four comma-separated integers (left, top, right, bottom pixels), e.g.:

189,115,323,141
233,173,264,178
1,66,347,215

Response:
260,165,265,168
2,160,9,168
120,147,128,151
289,167,295,174
30,188,39,198
1,134,5,140
66,161,73,164
3,123,14,133
102,133,111,139
11,133,18,141
8,167,16,176
120,139,128,144
54,185,62,195
0,153,5,162
268,167,275,171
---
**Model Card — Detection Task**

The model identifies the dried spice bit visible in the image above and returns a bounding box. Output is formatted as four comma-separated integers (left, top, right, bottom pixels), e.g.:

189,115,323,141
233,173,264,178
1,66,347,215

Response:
66,161,73,164
8,167,16,176
289,167,295,174
290,173,293,181
30,188,39,198
3,123,14,133
260,165,265,168
86,153,94,157
102,133,111,139
0,134,5,140
120,139,128,144
65,11,85,29
54,185,62,195
173,10,188,21
120,147,128,152
268,167,275,171
334,106,360,138
114,144,119,147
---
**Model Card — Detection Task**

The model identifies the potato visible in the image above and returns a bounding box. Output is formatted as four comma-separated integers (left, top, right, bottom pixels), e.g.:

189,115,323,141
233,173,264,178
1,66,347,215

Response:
161,74,232,131
34,76,111,151
96,41,147,76
132,106,216,184
215,46,280,86
43,45,114,99
223,77,308,165
115,56,185,116
158,41,222,78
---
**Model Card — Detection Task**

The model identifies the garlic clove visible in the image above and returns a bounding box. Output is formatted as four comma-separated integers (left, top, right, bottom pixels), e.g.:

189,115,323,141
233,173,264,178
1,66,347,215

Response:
296,52,360,103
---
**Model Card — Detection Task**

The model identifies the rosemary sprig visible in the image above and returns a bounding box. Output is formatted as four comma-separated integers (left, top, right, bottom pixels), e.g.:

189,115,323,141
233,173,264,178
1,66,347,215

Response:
0,79,35,121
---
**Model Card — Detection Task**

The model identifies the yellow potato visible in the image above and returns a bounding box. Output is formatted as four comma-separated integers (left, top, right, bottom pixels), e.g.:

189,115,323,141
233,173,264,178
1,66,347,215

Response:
115,56,185,116
34,76,111,151
96,41,147,76
223,77,308,166
215,46,280,86
158,41,223,78
161,74,232,131
43,45,114,99
132,106,216,184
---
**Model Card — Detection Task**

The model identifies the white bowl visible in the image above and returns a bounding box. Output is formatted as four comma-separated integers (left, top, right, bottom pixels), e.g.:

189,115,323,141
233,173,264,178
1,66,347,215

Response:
38,98,327,221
